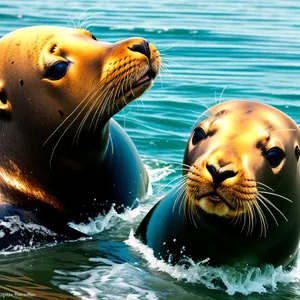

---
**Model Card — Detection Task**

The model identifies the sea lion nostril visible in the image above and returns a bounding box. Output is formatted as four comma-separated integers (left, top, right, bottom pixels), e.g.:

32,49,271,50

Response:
206,164,218,179
206,164,237,185
128,41,151,59
221,170,238,180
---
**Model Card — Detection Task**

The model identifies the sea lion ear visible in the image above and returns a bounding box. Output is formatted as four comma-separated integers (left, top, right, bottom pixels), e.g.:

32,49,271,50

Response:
0,88,12,120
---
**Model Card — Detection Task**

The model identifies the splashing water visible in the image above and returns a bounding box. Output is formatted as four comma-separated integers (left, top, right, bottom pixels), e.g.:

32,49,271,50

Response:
68,205,142,236
68,160,174,236
126,230,300,296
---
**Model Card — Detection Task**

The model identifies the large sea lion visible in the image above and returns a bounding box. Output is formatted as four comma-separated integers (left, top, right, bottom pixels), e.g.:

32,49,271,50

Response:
0,26,160,250
136,100,300,268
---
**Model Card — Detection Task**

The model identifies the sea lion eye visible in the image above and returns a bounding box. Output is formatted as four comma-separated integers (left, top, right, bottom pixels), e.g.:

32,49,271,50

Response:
45,61,69,80
266,147,285,168
192,127,207,145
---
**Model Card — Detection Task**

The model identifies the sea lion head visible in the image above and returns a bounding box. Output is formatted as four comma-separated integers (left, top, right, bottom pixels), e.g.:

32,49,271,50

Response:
0,25,160,144
184,100,300,237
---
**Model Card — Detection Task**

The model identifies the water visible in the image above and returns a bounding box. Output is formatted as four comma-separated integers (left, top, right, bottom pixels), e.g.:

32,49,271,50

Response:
0,0,300,299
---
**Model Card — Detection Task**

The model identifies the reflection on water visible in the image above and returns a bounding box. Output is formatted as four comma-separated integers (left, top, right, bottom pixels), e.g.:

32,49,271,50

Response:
0,274,78,299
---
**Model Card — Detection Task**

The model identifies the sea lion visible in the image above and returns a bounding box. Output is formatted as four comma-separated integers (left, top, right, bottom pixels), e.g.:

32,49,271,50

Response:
136,100,300,268
0,25,160,250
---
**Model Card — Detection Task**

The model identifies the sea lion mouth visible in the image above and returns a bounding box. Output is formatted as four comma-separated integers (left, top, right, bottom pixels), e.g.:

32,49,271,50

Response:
116,69,155,103
133,69,155,89
200,192,235,210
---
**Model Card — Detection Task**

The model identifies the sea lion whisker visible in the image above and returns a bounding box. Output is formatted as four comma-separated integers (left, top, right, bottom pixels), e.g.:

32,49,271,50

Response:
251,201,257,236
156,174,187,197
230,202,239,225
89,81,116,133
258,194,287,223
76,7,91,29
94,94,111,131
43,74,110,147
246,201,254,236
179,190,188,216
190,98,210,111
258,193,288,222
187,195,198,228
231,199,243,226
104,76,121,119
172,180,187,213
166,161,191,169
160,65,171,77
183,193,189,224
73,95,102,145
253,199,268,237
218,85,229,104
241,201,248,234
160,58,181,68
50,78,116,166
80,12,104,30
191,197,201,223
253,201,263,237
256,181,274,192
48,90,107,166
259,191,292,203
74,78,117,145
256,194,278,226
124,73,133,102
158,72,164,89
97,73,128,128
104,77,122,121
66,13,77,29
74,82,113,143
174,168,192,173
90,76,123,134
43,86,96,147
271,128,296,134
87,86,111,134
159,42,178,52
160,63,172,76
250,201,256,236
192,110,213,128
160,58,178,66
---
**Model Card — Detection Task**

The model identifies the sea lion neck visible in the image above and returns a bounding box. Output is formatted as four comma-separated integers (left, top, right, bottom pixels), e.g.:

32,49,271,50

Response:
50,120,111,172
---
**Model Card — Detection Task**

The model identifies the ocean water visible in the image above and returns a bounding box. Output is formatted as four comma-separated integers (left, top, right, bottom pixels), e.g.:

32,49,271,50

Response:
0,0,300,299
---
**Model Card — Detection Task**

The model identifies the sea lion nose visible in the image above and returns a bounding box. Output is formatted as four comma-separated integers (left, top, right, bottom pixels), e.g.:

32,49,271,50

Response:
128,41,151,59
206,164,238,186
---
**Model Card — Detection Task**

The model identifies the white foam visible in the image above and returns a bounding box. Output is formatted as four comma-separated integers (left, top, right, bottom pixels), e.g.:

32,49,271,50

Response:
0,215,57,237
54,257,159,300
68,205,142,236
0,216,91,255
126,229,300,296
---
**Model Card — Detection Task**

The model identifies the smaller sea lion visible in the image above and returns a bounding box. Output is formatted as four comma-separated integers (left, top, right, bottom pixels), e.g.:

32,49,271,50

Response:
136,100,300,268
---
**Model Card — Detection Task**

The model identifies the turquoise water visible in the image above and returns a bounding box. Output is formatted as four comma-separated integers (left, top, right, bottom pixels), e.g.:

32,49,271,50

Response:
1,0,300,299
